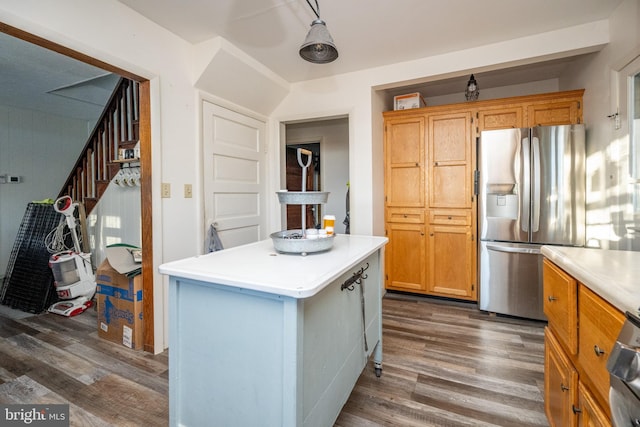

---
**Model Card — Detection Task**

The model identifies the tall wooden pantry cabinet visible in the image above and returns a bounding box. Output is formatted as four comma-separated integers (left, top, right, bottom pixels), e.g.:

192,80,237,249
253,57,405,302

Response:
383,89,584,301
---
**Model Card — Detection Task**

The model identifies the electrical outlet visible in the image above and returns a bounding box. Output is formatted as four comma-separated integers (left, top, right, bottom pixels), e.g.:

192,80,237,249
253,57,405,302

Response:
184,184,193,198
161,183,171,198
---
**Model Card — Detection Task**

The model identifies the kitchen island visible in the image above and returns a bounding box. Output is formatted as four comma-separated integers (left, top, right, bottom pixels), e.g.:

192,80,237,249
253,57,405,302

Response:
159,234,388,427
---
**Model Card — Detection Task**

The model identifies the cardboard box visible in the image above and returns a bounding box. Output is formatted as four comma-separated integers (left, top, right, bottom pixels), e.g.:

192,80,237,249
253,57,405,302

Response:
96,259,143,350
394,92,426,110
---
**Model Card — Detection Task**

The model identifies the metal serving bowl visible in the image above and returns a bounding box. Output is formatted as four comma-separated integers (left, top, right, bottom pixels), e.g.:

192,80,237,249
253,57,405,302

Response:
276,191,329,205
270,230,334,256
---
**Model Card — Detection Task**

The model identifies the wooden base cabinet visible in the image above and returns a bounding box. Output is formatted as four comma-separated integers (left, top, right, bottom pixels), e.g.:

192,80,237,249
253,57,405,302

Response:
543,258,624,427
385,221,426,292
427,217,474,299
577,382,610,427
544,328,611,427
545,327,578,427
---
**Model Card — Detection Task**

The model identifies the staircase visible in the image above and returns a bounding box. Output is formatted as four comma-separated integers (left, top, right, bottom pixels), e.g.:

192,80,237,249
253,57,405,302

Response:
58,78,140,213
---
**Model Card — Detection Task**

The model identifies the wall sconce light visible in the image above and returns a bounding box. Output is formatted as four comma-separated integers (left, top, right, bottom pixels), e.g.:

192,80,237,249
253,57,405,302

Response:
465,74,479,101
299,0,338,64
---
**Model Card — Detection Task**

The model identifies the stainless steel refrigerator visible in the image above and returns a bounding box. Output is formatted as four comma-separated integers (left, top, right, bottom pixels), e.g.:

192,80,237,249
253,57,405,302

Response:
478,125,585,321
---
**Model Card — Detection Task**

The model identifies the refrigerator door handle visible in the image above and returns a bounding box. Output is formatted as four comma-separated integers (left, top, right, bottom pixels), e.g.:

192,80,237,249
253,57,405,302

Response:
532,136,541,233
521,137,530,233
486,243,542,255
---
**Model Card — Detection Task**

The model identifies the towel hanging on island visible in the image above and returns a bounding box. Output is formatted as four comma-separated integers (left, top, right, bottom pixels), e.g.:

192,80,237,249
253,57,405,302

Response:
205,224,224,253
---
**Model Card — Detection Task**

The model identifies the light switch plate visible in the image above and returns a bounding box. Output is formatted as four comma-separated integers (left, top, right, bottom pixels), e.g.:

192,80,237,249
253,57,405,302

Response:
161,183,171,198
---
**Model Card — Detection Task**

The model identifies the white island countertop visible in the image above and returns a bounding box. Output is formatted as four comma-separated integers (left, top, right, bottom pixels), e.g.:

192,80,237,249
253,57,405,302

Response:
541,245,640,316
159,234,388,298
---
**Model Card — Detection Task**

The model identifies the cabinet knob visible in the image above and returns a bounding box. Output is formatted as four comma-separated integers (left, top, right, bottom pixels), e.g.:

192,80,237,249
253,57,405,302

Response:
594,345,605,357
403,214,407,218
448,216,452,220
415,162,419,167
572,405,582,414
560,383,569,392
547,296,557,302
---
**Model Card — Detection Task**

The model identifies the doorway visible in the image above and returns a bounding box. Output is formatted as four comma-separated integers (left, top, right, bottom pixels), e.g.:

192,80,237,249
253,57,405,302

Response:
0,23,155,351
286,143,321,229
284,117,349,234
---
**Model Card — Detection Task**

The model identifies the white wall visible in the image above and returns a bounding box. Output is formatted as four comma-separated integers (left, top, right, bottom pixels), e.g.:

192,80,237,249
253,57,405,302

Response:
559,0,640,250
0,105,89,276
285,118,350,234
87,179,142,269
424,79,560,107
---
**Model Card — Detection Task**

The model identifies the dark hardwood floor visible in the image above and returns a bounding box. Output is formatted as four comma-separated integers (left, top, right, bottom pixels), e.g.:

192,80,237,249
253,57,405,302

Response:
0,293,548,427
0,305,169,426
336,293,548,427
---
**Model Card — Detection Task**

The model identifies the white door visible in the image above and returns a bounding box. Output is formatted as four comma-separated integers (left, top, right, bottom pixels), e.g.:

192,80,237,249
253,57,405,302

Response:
203,101,267,249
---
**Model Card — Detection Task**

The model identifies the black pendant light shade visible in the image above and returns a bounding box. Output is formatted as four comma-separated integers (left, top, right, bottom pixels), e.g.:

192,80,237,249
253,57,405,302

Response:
299,0,338,64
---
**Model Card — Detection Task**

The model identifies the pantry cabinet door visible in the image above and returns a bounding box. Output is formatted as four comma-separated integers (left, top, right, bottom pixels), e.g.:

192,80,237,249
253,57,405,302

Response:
384,116,426,208
427,111,473,209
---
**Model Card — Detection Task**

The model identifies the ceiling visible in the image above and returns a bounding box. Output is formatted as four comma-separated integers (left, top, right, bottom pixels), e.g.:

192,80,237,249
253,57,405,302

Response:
0,32,119,121
118,0,622,83
0,0,624,120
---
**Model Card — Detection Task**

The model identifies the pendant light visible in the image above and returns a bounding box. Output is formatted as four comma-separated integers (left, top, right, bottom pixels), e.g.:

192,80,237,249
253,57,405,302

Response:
299,0,338,64
465,74,479,101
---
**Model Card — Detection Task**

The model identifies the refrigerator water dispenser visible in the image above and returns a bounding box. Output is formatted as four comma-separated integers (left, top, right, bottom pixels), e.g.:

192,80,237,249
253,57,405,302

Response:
485,193,518,220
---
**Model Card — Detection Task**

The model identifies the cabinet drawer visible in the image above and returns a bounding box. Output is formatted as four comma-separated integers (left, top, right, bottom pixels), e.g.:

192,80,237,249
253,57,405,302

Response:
578,284,625,408
386,208,424,223
543,259,578,355
429,210,471,226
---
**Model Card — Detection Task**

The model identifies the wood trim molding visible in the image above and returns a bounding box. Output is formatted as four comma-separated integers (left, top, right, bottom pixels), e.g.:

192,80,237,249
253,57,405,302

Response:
138,81,154,352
